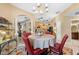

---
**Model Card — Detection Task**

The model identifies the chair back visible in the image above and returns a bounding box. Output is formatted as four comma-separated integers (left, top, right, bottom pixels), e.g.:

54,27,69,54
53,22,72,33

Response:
59,34,68,52
25,32,31,37
22,33,34,55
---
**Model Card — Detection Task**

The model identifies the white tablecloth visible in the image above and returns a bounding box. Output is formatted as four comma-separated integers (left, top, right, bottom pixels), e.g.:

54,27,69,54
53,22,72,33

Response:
28,34,55,49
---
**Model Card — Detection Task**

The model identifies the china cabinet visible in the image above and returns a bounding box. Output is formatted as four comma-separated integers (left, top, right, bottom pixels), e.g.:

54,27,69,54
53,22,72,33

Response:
0,17,16,55
71,19,79,40
0,38,17,55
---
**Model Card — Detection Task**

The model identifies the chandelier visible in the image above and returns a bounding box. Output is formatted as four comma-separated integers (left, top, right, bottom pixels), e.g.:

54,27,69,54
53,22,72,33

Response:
33,3,48,14
32,3,50,23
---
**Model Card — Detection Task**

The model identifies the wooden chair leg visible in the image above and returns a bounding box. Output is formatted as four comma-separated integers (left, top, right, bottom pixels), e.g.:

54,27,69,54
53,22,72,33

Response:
27,52,28,55
59,52,63,55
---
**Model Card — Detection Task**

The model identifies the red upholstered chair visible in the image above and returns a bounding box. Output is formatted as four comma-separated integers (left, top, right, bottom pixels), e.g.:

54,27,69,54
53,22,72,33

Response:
22,33,47,55
24,32,31,37
50,34,68,55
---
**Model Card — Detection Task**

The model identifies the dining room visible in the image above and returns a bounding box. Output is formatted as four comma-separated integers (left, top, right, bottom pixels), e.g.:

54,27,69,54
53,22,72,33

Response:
0,3,79,55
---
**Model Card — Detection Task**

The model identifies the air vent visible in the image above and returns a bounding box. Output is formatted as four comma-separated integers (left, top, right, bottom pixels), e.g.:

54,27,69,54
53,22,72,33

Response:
56,11,60,14
75,11,79,15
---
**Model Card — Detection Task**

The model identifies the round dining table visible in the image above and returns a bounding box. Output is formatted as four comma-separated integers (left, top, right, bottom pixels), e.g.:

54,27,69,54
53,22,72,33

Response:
28,34,55,49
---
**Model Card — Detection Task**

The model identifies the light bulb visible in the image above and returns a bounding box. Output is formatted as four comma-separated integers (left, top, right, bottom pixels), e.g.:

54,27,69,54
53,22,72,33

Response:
45,4,48,7
39,10,43,14
45,4,48,9
46,8,48,12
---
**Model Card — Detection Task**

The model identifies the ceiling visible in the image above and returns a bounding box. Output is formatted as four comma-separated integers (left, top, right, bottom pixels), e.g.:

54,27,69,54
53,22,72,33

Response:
67,8,79,25
11,3,72,22
67,8,79,16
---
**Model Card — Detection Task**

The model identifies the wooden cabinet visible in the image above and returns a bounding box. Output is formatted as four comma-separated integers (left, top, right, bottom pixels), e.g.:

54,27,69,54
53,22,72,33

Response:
72,32,79,40
71,19,79,40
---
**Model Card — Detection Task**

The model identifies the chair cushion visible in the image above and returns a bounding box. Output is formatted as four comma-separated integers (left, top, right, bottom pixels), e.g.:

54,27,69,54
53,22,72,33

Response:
50,43,62,54
34,48,42,54
50,43,60,50
54,43,60,49
51,47,59,52
50,43,60,54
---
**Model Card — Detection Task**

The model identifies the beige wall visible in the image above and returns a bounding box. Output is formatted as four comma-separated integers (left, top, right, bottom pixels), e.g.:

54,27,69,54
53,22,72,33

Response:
49,15,71,46
59,16,71,47
49,4,79,54
0,4,12,21
0,3,37,34
10,4,37,34
41,3,79,48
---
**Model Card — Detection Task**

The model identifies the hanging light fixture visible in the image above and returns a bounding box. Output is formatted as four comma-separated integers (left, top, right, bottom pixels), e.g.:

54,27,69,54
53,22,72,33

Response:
33,3,49,22
45,4,48,8
33,3,48,14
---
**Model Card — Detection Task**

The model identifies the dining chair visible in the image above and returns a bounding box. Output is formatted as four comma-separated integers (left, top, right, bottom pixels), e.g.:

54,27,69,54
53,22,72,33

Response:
24,32,31,37
50,34,68,55
22,33,47,55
